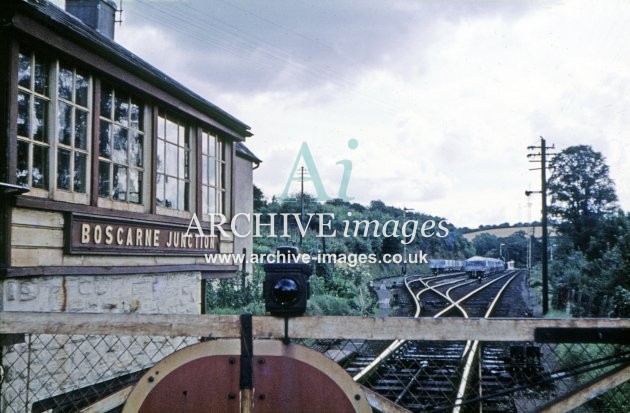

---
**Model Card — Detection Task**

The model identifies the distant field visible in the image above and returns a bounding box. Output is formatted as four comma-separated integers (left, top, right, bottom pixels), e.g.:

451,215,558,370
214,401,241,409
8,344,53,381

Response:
462,225,557,241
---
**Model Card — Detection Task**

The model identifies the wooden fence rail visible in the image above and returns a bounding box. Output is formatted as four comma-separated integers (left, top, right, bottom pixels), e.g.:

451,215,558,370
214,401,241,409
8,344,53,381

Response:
1,312,629,341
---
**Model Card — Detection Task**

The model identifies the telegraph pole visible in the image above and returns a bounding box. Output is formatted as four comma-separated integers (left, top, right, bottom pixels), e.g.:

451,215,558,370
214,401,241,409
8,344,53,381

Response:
541,139,549,315
527,136,554,315
300,166,305,246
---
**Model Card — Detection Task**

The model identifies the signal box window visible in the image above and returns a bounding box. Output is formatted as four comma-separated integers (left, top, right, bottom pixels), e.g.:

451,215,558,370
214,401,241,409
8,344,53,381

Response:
201,130,226,216
56,63,90,195
98,84,144,204
17,51,50,190
156,112,190,211
16,50,92,203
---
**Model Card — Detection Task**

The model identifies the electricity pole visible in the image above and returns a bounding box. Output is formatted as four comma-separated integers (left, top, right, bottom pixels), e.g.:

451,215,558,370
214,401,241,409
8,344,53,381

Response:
526,137,554,315
298,166,304,247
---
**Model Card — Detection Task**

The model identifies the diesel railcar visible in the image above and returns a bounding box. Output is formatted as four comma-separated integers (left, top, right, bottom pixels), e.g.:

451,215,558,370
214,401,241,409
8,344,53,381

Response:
464,256,504,278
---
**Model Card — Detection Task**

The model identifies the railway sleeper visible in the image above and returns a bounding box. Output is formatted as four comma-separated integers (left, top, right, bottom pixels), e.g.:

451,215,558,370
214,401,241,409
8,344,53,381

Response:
396,354,463,361
481,374,513,384
481,400,517,412
482,365,508,374
399,348,465,355
408,385,455,393
404,403,432,411
368,379,403,385
407,379,457,388
370,385,405,392
482,381,516,391
482,359,506,367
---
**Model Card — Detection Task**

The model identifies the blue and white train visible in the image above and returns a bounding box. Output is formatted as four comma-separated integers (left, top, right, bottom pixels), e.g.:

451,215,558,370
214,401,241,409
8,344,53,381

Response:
464,256,504,278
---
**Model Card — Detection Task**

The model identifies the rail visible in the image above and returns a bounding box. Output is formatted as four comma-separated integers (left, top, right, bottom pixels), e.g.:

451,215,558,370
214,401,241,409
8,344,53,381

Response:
344,270,630,412
352,270,518,382
452,271,520,412
351,275,424,381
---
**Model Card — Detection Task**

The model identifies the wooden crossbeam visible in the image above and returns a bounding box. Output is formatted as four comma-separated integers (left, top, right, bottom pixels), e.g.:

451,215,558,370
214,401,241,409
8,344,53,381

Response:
535,363,630,413
361,386,412,413
79,386,133,413
1,312,628,341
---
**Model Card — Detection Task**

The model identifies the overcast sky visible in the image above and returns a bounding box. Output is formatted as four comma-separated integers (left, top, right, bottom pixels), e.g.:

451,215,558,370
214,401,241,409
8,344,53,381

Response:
56,0,630,227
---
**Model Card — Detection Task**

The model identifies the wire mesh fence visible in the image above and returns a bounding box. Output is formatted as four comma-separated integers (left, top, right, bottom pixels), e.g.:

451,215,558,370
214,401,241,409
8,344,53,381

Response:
1,327,628,412
294,338,629,413
1,334,199,413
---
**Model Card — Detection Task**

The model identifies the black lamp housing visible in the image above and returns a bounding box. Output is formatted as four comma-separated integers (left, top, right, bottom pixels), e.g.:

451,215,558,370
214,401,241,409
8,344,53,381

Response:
263,247,312,316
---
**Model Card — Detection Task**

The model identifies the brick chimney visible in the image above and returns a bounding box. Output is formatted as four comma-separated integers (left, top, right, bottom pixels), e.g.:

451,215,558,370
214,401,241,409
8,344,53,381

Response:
65,0,117,40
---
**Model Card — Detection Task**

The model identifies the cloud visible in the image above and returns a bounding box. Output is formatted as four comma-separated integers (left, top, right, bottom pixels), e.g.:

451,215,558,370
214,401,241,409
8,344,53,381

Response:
112,0,630,227
118,0,539,96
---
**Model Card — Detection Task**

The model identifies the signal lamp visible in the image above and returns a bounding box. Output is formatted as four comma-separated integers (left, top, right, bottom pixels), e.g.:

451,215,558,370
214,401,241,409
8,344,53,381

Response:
271,278,300,307
263,247,311,316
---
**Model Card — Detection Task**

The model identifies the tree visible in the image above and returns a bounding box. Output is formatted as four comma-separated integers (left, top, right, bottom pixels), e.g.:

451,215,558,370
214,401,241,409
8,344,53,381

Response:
253,185,267,211
547,145,617,253
472,233,499,257
500,231,529,268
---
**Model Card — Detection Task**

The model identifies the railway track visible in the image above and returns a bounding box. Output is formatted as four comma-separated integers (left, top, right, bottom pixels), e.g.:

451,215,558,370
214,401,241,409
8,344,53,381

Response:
342,270,525,412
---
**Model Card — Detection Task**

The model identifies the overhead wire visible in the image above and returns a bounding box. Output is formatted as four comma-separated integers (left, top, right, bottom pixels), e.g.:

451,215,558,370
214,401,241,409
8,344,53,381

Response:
214,0,345,55
139,0,357,87
129,0,403,115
